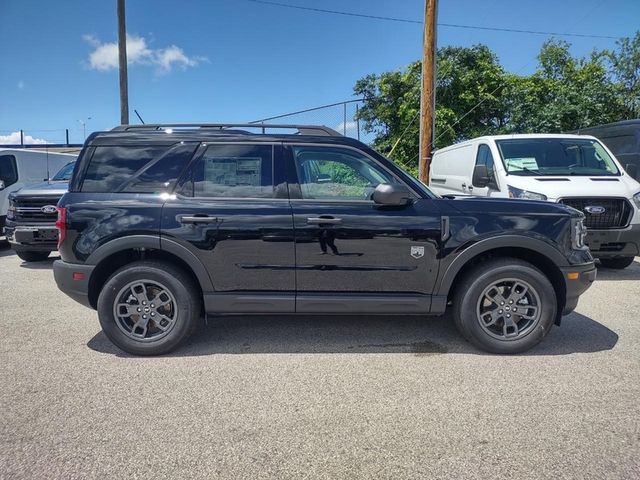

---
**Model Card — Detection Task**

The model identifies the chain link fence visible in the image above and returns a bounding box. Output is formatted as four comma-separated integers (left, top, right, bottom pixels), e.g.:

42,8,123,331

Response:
0,128,86,147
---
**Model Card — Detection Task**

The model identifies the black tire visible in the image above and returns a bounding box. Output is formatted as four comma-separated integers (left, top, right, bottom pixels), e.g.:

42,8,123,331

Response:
97,260,202,356
453,258,557,354
16,250,51,262
599,257,635,269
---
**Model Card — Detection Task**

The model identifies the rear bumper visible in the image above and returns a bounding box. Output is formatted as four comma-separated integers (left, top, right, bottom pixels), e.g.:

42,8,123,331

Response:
53,260,95,309
4,221,58,251
560,263,597,315
586,224,640,258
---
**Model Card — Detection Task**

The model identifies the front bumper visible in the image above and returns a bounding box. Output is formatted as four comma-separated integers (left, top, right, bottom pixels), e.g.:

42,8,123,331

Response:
53,260,95,309
585,224,640,258
560,263,597,315
4,221,58,251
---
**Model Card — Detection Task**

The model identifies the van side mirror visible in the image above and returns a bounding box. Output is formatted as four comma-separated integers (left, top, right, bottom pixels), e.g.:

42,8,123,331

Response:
625,163,638,179
372,183,411,206
472,165,490,188
0,180,5,191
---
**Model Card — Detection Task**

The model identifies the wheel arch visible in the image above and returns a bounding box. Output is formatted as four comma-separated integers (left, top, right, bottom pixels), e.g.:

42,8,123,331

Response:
438,237,568,324
86,235,212,309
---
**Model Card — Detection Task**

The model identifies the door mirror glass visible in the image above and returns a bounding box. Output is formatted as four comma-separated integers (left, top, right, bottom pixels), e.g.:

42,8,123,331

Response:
372,183,411,206
472,165,490,188
0,179,5,190
625,163,638,179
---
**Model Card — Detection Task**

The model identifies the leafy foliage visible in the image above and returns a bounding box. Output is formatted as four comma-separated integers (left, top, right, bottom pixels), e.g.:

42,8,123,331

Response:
354,33,640,173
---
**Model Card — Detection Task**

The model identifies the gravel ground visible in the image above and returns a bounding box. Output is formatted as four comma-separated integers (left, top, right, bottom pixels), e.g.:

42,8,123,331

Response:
0,242,639,479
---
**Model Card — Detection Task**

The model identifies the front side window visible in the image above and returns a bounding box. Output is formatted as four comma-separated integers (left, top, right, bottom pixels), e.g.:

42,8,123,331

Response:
497,138,620,176
186,144,274,198
475,144,497,186
293,146,399,200
0,155,18,187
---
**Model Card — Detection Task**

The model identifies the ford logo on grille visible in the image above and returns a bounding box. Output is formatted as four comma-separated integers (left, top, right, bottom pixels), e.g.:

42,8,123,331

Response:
41,205,57,214
584,205,606,215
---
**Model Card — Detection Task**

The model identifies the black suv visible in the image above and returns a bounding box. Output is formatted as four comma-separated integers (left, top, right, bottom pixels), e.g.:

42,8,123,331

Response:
53,124,596,355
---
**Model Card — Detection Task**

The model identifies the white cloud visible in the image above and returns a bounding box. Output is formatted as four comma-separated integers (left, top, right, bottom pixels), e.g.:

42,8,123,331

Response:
83,34,204,74
335,121,359,134
0,131,49,145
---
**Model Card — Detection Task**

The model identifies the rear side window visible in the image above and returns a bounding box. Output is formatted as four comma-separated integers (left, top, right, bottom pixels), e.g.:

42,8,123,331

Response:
181,144,274,198
81,144,197,193
0,155,18,187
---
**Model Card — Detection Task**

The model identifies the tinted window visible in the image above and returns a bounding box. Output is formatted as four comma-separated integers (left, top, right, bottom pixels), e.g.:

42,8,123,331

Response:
186,144,274,198
81,144,195,193
0,155,18,187
52,162,76,181
475,144,497,185
293,146,398,200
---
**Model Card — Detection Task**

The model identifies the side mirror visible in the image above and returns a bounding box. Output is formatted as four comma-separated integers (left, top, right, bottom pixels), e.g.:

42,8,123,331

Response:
625,163,638,179
472,165,490,188
0,180,5,191
372,183,411,206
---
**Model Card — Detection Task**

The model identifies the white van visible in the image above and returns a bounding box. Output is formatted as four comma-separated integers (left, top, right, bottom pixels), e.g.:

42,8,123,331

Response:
429,134,640,269
0,148,77,233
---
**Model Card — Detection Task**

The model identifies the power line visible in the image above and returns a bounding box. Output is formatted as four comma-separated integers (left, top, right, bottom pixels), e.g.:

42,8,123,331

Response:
245,0,619,39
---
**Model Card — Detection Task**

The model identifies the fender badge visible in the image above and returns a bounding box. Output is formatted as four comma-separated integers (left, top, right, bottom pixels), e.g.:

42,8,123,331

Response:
411,246,425,259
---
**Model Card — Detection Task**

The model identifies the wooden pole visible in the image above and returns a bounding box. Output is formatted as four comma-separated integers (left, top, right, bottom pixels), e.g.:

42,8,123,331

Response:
117,0,129,125
419,0,437,183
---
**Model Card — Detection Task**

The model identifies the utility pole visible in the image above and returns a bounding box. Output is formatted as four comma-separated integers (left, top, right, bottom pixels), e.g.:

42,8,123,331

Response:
117,0,129,125
419,0,437,183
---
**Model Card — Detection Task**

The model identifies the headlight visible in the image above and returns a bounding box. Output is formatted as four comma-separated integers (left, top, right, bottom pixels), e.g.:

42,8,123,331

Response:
633,192,640,209
508,185,547,201
571,217,587,249
6,197,16,220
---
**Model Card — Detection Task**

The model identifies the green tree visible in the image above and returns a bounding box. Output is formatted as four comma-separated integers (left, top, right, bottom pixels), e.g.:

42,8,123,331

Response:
606,32,640,117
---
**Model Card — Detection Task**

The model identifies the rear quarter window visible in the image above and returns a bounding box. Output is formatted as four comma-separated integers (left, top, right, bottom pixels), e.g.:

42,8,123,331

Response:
80,144,197,193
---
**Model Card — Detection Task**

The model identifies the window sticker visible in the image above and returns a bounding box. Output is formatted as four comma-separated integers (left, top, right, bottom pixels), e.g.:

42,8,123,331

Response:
505,157,539,171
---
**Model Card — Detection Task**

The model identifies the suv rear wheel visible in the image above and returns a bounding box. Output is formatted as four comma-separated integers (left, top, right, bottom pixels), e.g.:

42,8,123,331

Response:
599,257,635,269
97,261,201,355
453,258,557,354
16,250,51,262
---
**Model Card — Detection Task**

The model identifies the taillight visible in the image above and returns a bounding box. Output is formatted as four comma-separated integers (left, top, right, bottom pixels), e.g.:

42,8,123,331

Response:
55,207,67,248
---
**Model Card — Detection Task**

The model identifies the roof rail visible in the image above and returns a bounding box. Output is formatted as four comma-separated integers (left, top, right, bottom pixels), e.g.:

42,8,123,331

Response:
111,123,342,137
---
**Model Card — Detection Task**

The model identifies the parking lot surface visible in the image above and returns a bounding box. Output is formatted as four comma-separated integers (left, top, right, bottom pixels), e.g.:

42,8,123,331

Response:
0,242,639,479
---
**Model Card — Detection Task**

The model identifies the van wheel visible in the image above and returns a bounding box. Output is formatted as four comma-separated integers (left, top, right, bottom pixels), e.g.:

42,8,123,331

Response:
16,250,51,262
453,258,557,354
97,261,201,356
599,257,635,269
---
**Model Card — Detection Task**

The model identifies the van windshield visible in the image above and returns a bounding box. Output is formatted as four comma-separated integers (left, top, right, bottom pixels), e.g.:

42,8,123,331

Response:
496,138,620,176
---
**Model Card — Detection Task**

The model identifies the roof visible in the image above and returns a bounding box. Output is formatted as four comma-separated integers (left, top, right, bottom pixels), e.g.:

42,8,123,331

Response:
434,133,599,153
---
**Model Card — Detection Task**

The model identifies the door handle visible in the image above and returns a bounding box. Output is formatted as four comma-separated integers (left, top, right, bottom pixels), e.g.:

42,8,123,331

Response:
307,217,343,225
179,215,218,224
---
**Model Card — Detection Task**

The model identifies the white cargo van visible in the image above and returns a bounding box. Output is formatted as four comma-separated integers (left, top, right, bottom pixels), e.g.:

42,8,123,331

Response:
429,134,640,268
0,148,77,233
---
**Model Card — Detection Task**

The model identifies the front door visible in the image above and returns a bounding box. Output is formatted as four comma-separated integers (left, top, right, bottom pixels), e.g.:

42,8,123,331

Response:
286,144,441,313
161,142,296,313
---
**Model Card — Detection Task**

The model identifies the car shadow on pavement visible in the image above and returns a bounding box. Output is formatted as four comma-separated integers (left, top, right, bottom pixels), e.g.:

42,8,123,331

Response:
594,262,640,281
18,255,60,269
87,311,618,358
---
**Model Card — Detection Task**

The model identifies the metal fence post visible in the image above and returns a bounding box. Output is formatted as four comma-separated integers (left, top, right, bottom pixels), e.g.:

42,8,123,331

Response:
20,130,24,146
65,129,69,145
343,103,347,136
356,104,361,141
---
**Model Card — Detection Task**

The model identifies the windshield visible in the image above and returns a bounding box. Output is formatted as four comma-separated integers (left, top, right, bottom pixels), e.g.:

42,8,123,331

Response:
52,162,75,181
496,138,620,176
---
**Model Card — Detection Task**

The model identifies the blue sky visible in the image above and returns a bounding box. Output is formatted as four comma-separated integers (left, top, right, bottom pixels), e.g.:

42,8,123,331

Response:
0,0,638,144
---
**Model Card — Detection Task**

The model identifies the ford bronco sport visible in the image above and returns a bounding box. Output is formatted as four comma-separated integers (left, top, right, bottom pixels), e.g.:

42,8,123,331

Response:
53,124,596,355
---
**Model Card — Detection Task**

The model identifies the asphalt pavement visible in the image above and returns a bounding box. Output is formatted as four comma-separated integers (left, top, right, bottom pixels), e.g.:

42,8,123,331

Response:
0,242,638,479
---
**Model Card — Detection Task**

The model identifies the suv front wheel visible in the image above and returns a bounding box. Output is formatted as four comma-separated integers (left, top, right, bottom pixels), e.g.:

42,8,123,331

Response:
453,258,557,354
97,261,202,355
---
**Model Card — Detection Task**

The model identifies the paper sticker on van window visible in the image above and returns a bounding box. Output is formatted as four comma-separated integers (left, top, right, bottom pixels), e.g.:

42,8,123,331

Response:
505,157,539,171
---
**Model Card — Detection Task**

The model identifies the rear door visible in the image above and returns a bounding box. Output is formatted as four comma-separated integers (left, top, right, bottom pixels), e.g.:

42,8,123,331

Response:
161,142,296,313
286,144,442,313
